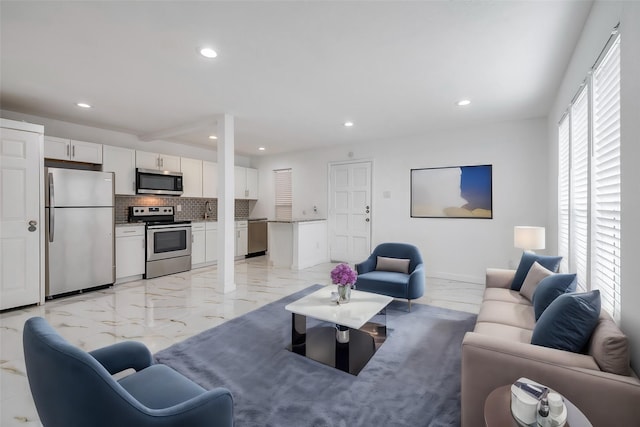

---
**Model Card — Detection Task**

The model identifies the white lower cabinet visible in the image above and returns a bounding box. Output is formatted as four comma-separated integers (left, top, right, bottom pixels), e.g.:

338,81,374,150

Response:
235,221,248,257
115,225,145,283
191,222,206,266
192,222,218,268
205,222,218,263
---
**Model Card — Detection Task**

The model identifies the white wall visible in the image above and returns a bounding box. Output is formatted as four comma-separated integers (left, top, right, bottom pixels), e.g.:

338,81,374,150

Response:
253,117,549,284
0,109,252,166
547,0,640,371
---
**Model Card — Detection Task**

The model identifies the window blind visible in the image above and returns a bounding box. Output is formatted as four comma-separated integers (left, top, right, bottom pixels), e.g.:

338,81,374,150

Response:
558,115,570,274
274,169,292,221
592,35,621,322
570,86,589,291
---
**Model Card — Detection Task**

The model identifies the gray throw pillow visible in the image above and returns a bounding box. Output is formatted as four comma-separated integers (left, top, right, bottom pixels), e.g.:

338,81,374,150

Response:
520,261,554,302
376,256,410,274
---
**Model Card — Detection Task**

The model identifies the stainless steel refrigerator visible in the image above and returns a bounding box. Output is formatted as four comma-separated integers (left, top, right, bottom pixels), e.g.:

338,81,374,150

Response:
45,168,115,297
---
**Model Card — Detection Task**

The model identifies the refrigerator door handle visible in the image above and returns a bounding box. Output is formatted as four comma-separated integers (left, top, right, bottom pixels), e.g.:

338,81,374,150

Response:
49,172,55,242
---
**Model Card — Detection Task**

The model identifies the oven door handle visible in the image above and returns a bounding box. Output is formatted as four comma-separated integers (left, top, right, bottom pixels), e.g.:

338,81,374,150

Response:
147,224,192,230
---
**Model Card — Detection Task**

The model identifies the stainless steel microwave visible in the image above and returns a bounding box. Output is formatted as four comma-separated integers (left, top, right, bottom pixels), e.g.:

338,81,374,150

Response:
136,168,183,196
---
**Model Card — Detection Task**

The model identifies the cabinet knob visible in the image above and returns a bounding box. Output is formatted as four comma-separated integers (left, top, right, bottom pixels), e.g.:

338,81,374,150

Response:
28,220,38,232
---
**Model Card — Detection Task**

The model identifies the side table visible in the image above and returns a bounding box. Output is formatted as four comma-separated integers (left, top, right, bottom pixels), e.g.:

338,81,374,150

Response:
484,385,592,427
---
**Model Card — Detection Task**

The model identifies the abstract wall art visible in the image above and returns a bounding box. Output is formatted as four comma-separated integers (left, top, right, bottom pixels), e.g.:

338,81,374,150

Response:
410,164,493,218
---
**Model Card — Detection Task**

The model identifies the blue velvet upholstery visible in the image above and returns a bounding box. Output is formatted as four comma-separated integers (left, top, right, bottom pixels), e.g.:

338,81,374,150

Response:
511,252,563,291
531,290,601,353
23,317,234,427
532,273,577,320
355,243,425,305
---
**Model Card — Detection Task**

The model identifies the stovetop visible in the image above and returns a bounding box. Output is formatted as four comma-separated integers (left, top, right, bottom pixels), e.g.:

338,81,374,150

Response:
143,220,192,226
128,206,191,226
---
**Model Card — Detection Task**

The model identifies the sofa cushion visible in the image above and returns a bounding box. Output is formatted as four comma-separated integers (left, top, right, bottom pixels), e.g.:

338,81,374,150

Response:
375,256,410,274
477,300,536,330
588,311,631,376
474,321,533,344
483,288,530,305
532,273,578,320
531,290,601,353
118,364,206,409
355,271,409,298
519,261,554,302
511,252,562,291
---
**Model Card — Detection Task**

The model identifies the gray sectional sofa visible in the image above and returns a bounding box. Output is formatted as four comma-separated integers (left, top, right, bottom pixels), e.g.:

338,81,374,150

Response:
461,268,640,427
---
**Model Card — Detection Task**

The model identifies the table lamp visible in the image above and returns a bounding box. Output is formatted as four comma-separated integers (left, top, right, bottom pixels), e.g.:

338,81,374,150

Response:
514,226,545,253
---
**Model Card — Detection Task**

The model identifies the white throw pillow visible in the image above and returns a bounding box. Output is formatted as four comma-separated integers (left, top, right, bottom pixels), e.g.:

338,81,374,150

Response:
519,261,554,302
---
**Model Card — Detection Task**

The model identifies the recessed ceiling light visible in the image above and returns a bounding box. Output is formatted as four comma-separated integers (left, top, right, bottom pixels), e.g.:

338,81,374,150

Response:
258,147,266,151
199,47,218,58
456,99,471,106
344,121,354,127
208,135,217,140
76,102,91,108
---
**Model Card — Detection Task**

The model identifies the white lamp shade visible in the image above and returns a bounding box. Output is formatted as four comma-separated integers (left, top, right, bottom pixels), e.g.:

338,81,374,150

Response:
514,226,546,250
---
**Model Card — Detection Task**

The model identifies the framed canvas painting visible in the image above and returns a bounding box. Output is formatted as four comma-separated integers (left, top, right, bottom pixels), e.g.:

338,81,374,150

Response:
410,164,492,218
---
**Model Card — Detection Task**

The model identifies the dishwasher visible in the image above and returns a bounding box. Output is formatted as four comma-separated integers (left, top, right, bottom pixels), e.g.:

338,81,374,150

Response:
247,219,268,257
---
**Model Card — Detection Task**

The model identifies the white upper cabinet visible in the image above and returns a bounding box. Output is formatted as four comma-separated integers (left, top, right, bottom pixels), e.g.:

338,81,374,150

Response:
246,167,258,199
44,136,69,160
234,166,247,199
136,150,181,171
103,146,136,195
44,136,103,164
234,166,259,200
181,157,203,198
203,161,218,198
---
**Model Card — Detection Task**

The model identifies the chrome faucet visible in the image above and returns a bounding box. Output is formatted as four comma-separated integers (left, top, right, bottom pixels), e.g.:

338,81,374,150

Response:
204,200,213,220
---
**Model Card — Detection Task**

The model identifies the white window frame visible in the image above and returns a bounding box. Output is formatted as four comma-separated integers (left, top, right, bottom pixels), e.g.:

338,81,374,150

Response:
557,29,621,321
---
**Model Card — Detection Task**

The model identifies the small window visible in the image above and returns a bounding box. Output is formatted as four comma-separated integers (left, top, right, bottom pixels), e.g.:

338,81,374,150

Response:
274,169,292,221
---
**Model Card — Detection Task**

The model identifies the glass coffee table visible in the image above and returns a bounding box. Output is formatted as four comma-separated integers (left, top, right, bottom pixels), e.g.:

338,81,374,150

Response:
285,287,393,375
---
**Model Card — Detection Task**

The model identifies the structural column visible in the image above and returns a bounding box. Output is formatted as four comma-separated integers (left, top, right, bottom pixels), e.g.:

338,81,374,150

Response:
217,114,236,293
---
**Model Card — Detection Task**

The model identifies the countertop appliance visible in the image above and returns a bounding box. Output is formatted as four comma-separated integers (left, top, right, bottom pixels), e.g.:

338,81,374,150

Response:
136,168,183,196
248,218,268,257
129,206,191,279
45,168,115,297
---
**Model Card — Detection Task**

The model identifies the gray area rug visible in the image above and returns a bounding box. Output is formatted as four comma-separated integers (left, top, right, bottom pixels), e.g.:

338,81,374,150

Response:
155,285,477,427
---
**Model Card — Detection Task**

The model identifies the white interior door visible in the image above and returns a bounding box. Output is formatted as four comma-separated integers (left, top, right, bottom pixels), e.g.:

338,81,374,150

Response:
329,161,372,264
0,125,43,310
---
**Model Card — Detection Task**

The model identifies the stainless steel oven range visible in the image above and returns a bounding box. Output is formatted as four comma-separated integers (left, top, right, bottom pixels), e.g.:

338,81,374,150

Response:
129,206,191,279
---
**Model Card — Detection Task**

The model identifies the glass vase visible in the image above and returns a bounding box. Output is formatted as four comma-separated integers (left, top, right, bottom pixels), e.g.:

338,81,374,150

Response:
337,285,351,304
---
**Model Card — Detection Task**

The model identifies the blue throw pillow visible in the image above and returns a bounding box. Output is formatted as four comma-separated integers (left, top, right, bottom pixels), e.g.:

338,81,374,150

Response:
531,290,601,353
511,252,562,291
532,273,578,320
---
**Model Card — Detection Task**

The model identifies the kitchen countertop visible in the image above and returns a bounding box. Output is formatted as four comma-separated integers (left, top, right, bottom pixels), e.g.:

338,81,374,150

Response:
268,218,327,223
117,218,262,225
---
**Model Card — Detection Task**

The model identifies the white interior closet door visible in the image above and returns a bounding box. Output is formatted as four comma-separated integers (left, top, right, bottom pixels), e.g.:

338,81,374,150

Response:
0,124,43,309
329,161,372,264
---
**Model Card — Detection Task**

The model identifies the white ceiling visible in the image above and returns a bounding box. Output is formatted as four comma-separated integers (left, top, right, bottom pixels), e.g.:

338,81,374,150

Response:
0,1,593,156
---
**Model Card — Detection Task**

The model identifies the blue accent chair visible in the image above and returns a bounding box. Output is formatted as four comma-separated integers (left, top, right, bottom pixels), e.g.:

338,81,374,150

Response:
23,317,234,427
355,242,425,311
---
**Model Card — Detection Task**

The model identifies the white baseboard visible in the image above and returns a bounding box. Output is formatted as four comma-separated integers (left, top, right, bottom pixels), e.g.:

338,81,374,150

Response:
428,271,484,285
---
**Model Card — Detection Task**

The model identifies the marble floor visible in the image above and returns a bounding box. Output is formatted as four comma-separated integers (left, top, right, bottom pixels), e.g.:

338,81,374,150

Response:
0,257,484,426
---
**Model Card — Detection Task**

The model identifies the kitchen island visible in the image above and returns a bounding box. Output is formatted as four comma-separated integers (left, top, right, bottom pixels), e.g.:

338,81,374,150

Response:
268,219,329,270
